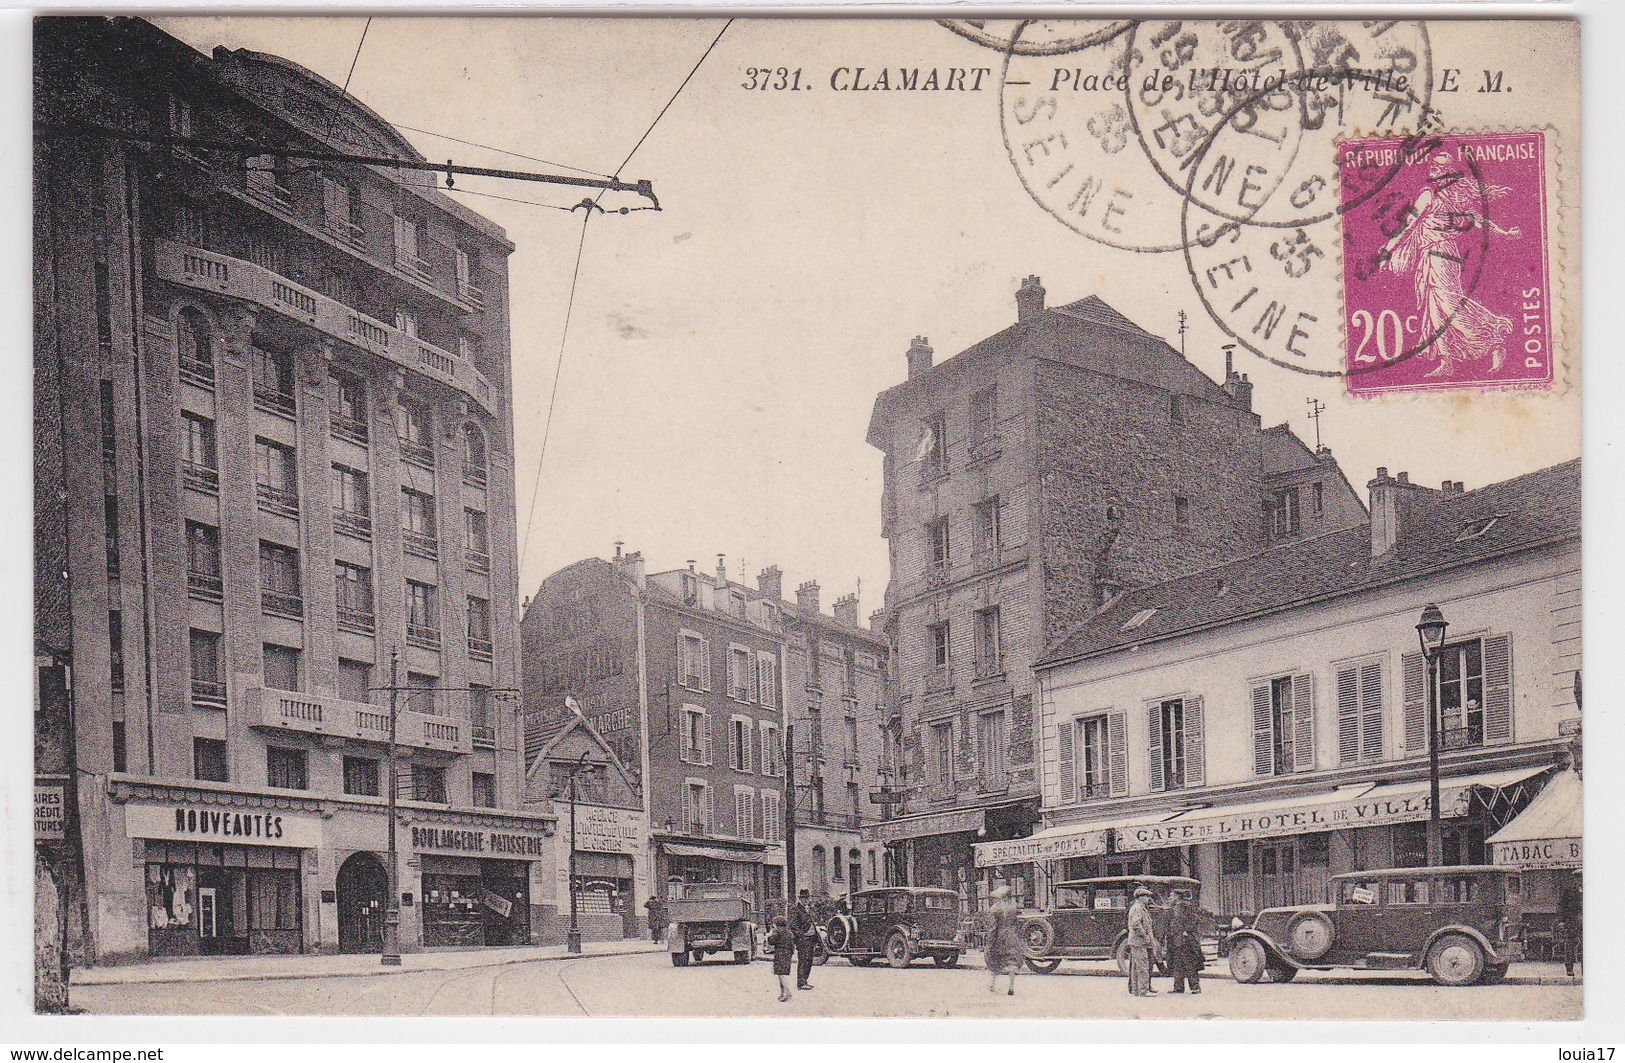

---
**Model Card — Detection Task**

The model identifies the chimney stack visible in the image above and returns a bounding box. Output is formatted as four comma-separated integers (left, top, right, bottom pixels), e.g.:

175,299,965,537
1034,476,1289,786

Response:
1016,275,1046,323
1221,349,1254,410
833,592,859,627
796,580,821,614
715,554,728,584
906,335,934,379
615,549,646,587
1369,468,1443,558
757,565,783,601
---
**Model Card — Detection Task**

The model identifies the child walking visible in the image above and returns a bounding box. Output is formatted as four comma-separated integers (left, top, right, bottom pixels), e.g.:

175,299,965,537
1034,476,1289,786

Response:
767,915,796,1002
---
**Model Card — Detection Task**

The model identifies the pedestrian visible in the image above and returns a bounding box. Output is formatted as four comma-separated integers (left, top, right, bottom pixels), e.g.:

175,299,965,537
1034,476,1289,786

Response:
792,888,819,990
766,915,796,1002
644,895,667,945
983,884,1022,997
1166,887,1203,995
1126,885,1161,997
1558,879,1583,979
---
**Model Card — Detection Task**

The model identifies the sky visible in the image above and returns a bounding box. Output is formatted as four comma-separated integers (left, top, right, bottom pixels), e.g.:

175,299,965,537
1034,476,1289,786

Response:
150,16,1582,617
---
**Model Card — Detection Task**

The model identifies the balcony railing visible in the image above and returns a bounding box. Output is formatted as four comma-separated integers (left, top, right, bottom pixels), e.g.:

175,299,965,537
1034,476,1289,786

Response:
458,282,487,311
407,623,440,649
154,242,500,416
183,462,219,494
331,414,369,446
394,248,434,285
256,483,299,517
403,530,439,561
337,607,375,635
977,770,1011,794
333,509,372,540
465,549,490,575
468,636,493,662
253,385,296,418
399,439,434,468
462,460,488,488
262,589,304,618
323,216,366,249
472,725,496,747
188,570,223,602
179,357,215,390
191,679,226,707
250,685,471,754
1441,725,1484,752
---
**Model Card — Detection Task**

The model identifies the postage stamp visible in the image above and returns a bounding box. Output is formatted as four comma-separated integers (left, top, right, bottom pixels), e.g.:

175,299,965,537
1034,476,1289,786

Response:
1338,130,1552,394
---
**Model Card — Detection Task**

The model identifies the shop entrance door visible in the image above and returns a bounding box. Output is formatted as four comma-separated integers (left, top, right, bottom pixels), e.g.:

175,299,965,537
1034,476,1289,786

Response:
198,887,218,941
337,852,388,953
1256,841,1297,911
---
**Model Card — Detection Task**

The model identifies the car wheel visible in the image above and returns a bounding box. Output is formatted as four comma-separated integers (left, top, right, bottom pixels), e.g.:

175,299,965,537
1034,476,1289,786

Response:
1112,937,1132,976
1285,911,1336,962
1481,963,1509,985
1025,956,1063,975
826,919,851,952
1266,960,1299,983
1022,916,1056,957
886,932,912,969
671,951,688,967
1228,938,1268,984
1427,933,1486,986
690,950,704,965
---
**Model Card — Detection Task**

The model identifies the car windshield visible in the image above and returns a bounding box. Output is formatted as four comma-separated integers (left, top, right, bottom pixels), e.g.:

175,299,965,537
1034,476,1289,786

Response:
1055,887,1088,909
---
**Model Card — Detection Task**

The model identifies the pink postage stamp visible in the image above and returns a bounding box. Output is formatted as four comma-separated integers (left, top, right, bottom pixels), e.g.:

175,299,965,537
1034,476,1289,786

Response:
1338,130,1552,395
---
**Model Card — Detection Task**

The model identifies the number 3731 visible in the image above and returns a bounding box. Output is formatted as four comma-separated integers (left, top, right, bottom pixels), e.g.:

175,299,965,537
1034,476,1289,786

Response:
1349,308,1418,364
742,67,806,90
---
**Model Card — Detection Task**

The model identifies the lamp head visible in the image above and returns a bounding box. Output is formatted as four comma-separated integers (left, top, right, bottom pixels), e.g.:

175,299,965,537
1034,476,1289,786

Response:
1416,603,1449,657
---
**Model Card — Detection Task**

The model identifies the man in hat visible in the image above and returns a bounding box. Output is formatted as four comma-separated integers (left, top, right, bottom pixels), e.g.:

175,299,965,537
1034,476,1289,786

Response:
1166,887,1202,994
791,888,819,990
1125,885,1160,997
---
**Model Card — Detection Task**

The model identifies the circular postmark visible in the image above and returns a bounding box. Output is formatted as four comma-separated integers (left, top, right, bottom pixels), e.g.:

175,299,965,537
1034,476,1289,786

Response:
939,18,1134,57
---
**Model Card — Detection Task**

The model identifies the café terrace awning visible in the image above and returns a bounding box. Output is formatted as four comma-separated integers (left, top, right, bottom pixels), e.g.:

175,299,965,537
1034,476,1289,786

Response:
1488,769,1582,868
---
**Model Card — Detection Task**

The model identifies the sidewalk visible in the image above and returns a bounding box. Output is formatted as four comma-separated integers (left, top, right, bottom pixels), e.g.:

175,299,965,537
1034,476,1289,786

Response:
1027,957,1579,987
72,938,665,987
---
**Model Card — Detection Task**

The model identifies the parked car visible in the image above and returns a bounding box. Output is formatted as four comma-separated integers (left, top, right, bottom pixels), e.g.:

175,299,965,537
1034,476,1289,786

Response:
665,882,756,966
823,886,966,968
1018,875,1216,975
1223,865,1526,986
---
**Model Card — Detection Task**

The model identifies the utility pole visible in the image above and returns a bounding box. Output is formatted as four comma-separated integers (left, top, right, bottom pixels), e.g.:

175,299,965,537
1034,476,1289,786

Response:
382,647,402,966
784,721,796,921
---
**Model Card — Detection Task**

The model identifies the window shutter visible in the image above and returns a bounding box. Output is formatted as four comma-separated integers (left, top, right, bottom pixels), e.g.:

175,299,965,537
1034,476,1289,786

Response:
750,655,760,703
1402,651,1426,752
1056,717,1076,804
1482,634,1513,744
1336,667,1361,764
735,790,748,838
701,638,712,690
729,721,740,770
745,722,755,773
700,712,713,765
1292,674,1315,772
1107,710,1128,796
677,634,686,684
1252,683,1273,776
680,712,693,762
708,787,717,834
1184,696,1206,788
1359,661,1384,761
1147,702,1165,792
682,786,694,831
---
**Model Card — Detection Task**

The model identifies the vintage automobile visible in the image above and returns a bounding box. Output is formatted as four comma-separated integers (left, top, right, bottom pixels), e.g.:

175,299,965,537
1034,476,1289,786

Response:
823,886,966,968
665,882,756,966
1223,865,1525,986
1018,875,1213,975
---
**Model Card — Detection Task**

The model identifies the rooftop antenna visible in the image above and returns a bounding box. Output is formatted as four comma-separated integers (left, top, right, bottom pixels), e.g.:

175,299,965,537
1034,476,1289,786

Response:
1223,342,1236,380
1307,397,1327,451
1177,309,1189,359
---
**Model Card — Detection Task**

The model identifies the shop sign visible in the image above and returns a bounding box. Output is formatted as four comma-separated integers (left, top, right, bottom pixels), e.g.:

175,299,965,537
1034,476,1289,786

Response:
411,824,551,858
1114,791,1445,852
125,801,321,848
864,808,985,844
566,805,644,855
1493,837,1582,868
974,828,1105,868
35,784,65,840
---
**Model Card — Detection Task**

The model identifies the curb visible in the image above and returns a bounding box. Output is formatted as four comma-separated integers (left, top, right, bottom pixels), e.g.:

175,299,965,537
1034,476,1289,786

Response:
72,945,662,988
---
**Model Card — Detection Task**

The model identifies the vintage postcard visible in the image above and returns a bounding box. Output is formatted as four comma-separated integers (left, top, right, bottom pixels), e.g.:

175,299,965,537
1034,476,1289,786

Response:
30,13,1582,1025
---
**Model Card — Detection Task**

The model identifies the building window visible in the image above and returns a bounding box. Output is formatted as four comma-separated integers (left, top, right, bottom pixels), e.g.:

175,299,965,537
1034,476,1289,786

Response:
1152,698,1187,791
331,372,369,444
398,398,434,467
761,789,782,843
412,764,447,804
464,508,490,572
262,644,301,693
927,620,951,682
931,720,954,789
177,308,214,387
267,746,307,790
467,596,493,660
470,685,494,744
405,672,438,715
868,850,878,885
683,781,711,835
729,716,754,772
331,464,371,538
1269,487,1301,539
977,710,1006,785
1169,391,1185,424
186,521,222,600
455,246,485,307
757,652,778,708
927,517,950,570
321,177,363,245
335,561,375,634
1336,660,1384,764
193,737,228,783
844,716,859,767
343,756,380,797
1272,676,1294,774
94,264,112,354
923,414,948,475
1439,639,1486,749
734,788,756,839
1312,481,1325,515
254,438,299,516
406,581,439,648
337,659,372,705
181,413,218,493
680,632,709,689
245,154,294,205
462,424,488,485
973,497,1002,556
472,772,496,808
108,610,125,693
969,387,996,444
1078,715,1108,799
112,721,127,773
1174,495,1190,526
402,488,438,558
974,607,1003,679
252,346,295,416
392,210,431,281
760,721,783,777
259,541,304,617
189,629,224,707
681,706,712,765
729,646,751,701
833,845,844,882
104,496,120,578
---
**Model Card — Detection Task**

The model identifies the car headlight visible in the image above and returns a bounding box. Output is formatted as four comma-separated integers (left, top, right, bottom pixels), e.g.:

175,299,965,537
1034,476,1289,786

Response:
1230,917,1244,930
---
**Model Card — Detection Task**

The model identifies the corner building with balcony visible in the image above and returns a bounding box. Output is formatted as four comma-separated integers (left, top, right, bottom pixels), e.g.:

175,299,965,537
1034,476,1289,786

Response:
865,277,1366,911
34,17,546,961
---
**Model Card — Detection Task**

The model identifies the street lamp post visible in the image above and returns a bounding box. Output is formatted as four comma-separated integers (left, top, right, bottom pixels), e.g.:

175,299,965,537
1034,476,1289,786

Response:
1416,603,1450,867
560,750,595,954
382,647,402,966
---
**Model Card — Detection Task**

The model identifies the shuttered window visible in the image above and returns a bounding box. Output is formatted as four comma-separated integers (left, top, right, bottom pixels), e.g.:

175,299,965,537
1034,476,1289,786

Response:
1251,674,1314,775
1107,710,1128,796
1057,717,1076,803
1149,697,1202,791
1336,659,1385,764
735,788,756,840
761,789,782,843
1402,651,1427,752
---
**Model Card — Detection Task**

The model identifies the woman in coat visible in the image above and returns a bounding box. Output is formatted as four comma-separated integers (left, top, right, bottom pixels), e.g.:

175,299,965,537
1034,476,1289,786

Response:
984,884,1023,997
766,915,796,1002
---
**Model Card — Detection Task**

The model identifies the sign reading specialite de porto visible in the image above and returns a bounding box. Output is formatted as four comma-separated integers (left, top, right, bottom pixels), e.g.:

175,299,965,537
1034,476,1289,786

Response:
124,800,322,848
975,828,1107,868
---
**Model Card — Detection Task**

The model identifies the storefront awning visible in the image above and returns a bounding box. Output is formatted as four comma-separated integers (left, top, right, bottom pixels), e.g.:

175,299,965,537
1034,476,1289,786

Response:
1488,769,1582,868
663,842,770,864
974,810,1186,867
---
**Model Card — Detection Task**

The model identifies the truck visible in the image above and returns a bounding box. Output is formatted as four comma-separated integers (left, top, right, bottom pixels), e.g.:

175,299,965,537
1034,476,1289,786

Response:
664,883,757,967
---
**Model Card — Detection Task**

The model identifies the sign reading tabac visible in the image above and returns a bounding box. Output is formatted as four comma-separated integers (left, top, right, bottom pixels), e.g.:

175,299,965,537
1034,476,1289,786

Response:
1493,838,1582,869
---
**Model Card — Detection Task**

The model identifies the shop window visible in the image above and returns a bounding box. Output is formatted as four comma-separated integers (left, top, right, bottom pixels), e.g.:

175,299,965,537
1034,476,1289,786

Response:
1392,822,1428,868
266,746,307,790
343,756,380,797
193,737,228,783
413,765,447,804
1221,841,1250,876
1300,832,1331,866
249,869,301,932
472,772,496,808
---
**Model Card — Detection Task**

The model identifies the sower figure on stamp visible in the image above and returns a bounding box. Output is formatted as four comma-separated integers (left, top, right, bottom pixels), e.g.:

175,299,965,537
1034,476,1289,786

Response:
792,888,819,990
1126,886,1161,997
1167,887,1203,995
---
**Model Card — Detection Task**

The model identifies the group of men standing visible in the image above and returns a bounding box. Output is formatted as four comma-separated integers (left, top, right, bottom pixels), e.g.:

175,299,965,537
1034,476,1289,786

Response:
1126,885,1204,996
